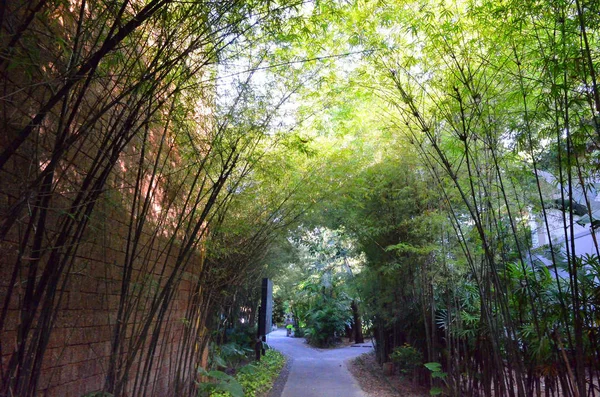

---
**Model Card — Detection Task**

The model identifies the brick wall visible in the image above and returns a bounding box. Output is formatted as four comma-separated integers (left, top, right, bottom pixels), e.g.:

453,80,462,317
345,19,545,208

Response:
0,78,211,396
1,186,208,396
1,2,215,395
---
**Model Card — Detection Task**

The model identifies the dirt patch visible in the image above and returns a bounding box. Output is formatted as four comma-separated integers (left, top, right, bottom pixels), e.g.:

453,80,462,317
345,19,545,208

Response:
347,352,429,397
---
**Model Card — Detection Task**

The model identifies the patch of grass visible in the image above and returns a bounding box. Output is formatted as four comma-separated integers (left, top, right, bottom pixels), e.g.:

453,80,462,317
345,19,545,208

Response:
211,350,286,397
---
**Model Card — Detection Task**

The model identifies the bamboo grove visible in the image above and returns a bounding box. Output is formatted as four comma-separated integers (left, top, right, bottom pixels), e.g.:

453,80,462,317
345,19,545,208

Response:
0,0,316,395
2,0,600,396
263,0,600,396
328,0,600,396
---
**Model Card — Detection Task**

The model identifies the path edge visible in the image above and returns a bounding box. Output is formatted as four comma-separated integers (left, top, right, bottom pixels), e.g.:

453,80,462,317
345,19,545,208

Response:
266,352,292,397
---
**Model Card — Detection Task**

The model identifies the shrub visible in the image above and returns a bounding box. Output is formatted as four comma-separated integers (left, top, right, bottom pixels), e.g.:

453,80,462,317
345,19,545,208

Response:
206,349,286,397
304,302,350,347
209,342,252,369
390,343,422,376
293,326,304,338
226,325,256,350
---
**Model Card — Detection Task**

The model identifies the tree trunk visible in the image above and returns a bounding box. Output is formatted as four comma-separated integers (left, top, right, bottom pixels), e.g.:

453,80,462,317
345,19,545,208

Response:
351,300,364,344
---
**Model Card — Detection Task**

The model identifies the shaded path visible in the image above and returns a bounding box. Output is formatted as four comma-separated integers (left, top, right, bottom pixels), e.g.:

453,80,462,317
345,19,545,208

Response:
267,328,373,397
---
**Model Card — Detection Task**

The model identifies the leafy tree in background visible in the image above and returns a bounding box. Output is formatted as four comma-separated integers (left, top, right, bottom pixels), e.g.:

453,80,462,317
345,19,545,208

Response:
272,227,365,346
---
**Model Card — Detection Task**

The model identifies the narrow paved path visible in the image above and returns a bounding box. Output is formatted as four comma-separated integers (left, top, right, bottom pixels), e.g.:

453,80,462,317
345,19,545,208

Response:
266,328,373,397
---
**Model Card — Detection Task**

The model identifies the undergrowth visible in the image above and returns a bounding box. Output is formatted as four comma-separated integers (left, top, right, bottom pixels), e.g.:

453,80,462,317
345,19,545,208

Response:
202,349,286,397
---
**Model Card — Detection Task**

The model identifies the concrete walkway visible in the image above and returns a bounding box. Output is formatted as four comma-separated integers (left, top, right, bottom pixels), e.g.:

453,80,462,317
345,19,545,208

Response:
266,328,373,397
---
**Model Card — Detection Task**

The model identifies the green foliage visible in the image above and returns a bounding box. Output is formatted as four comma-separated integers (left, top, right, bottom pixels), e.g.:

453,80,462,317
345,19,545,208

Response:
197,368,244,397
424,362,447,380
207,350,286,397
226,326,257,352
208,338,255,371
304,299,350,347
390,344,423,376
255,2,600,396
8,0,600,394
221,343,252,365
424,362,447,396
274,227,361,347
292,326,304,338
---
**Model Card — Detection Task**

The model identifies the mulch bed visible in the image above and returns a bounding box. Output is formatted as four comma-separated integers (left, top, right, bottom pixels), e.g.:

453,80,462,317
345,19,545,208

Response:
347,352,429,397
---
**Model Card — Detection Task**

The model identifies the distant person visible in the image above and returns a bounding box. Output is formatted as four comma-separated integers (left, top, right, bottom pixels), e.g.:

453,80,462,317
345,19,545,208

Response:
285,316,293,336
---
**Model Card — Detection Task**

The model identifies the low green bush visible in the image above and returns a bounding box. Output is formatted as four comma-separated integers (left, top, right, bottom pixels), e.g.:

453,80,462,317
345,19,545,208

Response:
207,349,286,397
390,343,422,376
